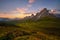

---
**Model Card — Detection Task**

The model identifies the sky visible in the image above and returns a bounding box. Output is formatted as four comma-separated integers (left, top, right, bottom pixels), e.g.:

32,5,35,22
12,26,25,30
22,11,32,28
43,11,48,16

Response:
0,0,59,18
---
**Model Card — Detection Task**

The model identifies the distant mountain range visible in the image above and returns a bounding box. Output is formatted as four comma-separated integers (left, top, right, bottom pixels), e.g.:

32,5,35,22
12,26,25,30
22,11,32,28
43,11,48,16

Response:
55,14,60,18
0,18,21,21
0,18,9,21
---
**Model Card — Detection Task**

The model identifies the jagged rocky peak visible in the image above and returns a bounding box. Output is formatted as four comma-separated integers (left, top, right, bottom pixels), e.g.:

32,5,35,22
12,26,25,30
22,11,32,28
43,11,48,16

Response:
35,8,48,16
40,8,49,13
31,14,34,17
31,8,51,20
35,8,49,18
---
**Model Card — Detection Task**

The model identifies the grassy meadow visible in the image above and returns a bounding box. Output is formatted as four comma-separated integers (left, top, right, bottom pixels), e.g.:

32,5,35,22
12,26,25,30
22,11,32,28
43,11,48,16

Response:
0,16,60,40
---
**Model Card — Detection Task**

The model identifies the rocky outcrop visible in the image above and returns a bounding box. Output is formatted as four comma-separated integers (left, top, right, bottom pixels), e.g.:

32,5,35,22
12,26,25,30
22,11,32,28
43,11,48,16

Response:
23,14,35,20
31,8,49,20
31,8,55,20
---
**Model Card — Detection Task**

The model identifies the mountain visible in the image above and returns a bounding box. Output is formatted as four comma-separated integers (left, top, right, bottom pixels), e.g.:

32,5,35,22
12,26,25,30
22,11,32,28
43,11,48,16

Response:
0,18,10,21
30,8,55,21
55,14,60,18
21,8,56,21
22,14,35,21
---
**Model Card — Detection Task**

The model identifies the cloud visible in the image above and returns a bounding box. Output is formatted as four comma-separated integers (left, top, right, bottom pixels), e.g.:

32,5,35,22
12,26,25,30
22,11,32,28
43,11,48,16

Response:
16,13,31,18
16,8,32,18
28,0,35,4
15,0,36,18
27,0,35,8
0,13,16,18
0,11,19,18
16,8,28,14
16,0,36,14
0,7,31,18
0,0,36,18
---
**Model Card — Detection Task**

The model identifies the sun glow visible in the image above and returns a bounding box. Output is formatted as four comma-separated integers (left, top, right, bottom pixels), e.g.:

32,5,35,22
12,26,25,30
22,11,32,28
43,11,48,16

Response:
16,13,31,18
0,13,31,18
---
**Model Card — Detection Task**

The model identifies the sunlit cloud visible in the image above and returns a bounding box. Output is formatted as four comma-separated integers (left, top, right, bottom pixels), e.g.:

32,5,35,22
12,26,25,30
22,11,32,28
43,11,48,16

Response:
16,0,36,14
16,13,31,18
0,10,32,18
16,7,32,18
28,0,35,4
16,8,28,14
0,13,16,18
27,0,35,7
0,0,36,18
0,12,18,18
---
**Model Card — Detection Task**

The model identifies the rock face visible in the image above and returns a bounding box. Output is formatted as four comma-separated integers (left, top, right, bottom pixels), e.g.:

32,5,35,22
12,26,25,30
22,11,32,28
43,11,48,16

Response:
31,8,50,20
31,14,35,17
23,14,35,20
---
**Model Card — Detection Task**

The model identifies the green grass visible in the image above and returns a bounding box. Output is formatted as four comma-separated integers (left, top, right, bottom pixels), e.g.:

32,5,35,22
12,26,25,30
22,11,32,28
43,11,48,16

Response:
17,16,60,30
0,16,60,40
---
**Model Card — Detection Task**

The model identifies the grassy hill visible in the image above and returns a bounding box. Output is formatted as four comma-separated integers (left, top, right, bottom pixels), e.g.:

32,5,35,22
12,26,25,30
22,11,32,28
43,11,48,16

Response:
0,16,60,40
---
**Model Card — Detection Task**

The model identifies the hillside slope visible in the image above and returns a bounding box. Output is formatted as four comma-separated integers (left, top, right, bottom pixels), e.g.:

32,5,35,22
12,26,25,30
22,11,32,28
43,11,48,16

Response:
0,16,60,40
14,16,60,40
